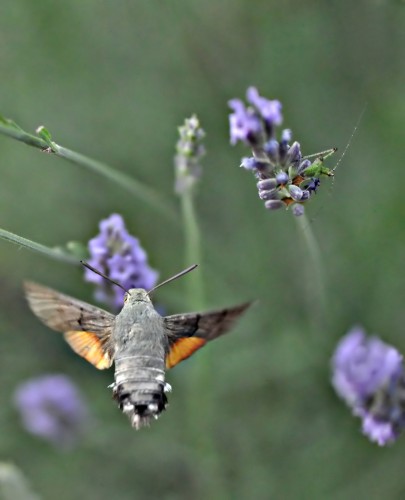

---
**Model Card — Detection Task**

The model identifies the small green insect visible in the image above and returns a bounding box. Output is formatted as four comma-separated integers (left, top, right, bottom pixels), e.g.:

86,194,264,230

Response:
299,147,337,179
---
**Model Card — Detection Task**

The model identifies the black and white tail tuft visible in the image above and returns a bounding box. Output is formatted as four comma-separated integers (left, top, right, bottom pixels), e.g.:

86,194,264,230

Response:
112,356,170,429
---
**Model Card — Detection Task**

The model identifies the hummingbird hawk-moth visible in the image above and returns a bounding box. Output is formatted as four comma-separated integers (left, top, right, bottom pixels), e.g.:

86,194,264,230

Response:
24,271,251,429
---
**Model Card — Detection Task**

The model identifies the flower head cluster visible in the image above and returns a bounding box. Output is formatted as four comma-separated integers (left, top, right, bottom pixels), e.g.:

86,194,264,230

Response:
13,374,90,449
229,87,335,216
332,327,405,446
174,115,205,195
85,214,158,310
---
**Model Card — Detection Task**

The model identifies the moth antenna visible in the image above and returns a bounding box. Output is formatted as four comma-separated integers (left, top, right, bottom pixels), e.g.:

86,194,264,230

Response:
80,260,130,294
332,103,367,173
147,264,198,296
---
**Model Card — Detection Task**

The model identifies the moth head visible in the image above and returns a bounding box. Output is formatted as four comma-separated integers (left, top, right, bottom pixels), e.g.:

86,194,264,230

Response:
124,289,151,304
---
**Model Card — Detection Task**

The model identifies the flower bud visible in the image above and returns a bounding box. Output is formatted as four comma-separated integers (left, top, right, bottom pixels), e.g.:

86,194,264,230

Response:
276,171,289,185
259,189,279,201
257,178,277,191
264,200,284,210
288,185,303,201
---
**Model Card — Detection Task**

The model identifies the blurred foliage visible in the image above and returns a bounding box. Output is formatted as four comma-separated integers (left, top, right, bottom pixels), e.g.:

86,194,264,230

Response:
0,0,404,499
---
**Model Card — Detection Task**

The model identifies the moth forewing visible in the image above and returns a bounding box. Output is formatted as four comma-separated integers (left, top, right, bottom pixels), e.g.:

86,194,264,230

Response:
24,281,115,334
24,281,116,369
164,302,252,368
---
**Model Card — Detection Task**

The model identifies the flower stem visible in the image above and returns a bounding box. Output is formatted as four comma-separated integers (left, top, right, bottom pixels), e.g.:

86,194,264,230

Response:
0,118,178,224
294,214,328,328
180,190,205,309
0,228,78,265
179,192,227,497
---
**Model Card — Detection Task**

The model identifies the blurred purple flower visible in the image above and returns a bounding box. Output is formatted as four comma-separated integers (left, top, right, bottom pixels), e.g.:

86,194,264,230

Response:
85,214,158,310
13,374,90,449
228,99,263,146
246,87,282,128
228,87,283,148
332,327,405,446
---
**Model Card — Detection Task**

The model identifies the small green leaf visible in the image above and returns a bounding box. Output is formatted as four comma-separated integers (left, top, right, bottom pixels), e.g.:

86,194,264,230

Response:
35,125,56,151
0,113,23,131
54,241,89,260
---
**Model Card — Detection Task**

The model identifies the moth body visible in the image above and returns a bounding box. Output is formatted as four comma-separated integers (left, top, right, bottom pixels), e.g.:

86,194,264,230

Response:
111,289,169,429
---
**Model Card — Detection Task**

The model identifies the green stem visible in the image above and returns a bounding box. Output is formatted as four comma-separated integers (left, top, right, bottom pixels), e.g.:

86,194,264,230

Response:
180,190,205,309
0,121,45,148
180,192,227,498
0,120,178,224
294,214,327,327
0,228,78,265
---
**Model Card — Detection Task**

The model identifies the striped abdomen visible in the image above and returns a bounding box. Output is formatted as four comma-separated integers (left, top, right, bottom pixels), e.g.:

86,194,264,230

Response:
112,354,170,429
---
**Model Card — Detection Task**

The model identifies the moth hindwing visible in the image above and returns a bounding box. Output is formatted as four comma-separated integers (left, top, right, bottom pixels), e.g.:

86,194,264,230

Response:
24,281,251,429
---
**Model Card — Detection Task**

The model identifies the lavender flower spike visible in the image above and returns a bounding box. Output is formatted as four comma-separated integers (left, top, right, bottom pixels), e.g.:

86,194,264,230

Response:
332,327,405,445
85,214,158,310
174,115,205,194
13,374,90,449
229,87,336,215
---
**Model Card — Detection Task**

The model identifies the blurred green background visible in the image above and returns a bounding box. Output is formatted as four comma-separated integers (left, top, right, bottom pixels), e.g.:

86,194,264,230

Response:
1,1,404,499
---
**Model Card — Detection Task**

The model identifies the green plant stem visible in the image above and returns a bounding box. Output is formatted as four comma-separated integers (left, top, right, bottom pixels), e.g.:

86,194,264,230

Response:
0,228,78,265
180,191,227,498
180,190,204,309
294,214,327,328
0,120,178,224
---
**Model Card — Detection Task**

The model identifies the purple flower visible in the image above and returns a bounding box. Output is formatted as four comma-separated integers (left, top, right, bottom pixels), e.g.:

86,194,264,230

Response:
285,141,302,167
332,327,405,446
259,189,279,201
228,99,263,146
264,139,279,162
13,374,90,449
241,157,259,171
280,128,292,143
288,185,304,201
257,179,277,191
229,87,336,216
332,327,402,405
246,87,283,127
240,157,271,173
362,415,398,446
276,171,289,186
85,214,158,310
307,178,321,193
264,200,284,211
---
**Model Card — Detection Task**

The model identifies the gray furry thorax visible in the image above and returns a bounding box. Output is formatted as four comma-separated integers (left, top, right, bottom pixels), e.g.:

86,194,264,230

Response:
112,291,168,360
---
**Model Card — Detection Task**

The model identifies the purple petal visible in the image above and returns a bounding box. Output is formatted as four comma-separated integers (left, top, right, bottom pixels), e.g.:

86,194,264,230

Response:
85,214,158,310
228,99,263,145
246,87,283,126
13,374,90,449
